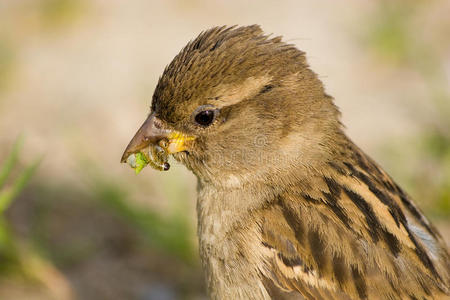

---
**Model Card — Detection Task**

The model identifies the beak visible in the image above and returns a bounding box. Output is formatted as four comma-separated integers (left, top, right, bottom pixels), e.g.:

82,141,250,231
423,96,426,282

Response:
120,113,194,163
120,113,168,163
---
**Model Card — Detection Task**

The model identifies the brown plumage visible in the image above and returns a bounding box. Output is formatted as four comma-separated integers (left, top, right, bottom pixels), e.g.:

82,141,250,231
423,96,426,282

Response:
121,25,450,299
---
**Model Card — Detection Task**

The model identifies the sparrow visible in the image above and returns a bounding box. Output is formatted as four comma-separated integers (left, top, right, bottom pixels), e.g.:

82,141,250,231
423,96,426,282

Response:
121,25,450,299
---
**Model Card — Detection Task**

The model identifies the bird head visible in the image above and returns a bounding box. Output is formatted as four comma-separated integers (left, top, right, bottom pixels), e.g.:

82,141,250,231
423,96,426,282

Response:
121,25,341,185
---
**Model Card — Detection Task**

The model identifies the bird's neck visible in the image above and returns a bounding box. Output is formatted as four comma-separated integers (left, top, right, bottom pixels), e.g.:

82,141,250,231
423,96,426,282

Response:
195,180,274,299
194,129,354,242
196,178,271,236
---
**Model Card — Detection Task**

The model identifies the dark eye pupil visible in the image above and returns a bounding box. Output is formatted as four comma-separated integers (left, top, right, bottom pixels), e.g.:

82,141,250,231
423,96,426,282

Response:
195,110,215,126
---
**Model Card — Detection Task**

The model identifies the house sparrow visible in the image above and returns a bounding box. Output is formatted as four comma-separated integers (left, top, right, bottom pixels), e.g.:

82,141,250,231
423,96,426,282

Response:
121,25,450,299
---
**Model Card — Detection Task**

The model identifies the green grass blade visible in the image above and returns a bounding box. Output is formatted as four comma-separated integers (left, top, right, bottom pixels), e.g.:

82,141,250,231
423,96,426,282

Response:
0,157,41,213
0,136,24,190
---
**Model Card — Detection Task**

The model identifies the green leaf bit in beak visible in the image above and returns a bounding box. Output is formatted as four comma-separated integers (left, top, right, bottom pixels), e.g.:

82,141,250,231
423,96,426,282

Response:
133,152,149,174
125,144,170,174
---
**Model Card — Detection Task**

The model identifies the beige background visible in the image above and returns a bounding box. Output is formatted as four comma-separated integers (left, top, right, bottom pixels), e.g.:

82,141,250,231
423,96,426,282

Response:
0,1,448,299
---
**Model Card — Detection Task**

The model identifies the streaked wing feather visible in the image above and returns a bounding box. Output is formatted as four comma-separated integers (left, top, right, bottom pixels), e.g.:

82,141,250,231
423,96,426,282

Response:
258,145,449,299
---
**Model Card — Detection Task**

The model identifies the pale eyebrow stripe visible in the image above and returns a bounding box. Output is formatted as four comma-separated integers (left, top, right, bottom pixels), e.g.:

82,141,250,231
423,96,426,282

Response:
211,75,273,108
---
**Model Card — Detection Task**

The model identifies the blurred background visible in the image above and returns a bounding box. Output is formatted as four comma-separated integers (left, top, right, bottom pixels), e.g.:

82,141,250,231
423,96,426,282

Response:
0,0,449,299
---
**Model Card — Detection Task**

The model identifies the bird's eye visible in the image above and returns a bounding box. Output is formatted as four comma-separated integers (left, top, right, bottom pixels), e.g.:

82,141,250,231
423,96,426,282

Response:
194,109,216,127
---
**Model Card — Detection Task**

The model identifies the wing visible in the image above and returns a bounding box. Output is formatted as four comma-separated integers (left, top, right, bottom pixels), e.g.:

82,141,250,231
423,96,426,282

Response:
257,144,450,299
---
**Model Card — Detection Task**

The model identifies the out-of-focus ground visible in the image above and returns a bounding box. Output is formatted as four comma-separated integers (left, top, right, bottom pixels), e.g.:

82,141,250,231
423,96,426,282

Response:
0,0,449,299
